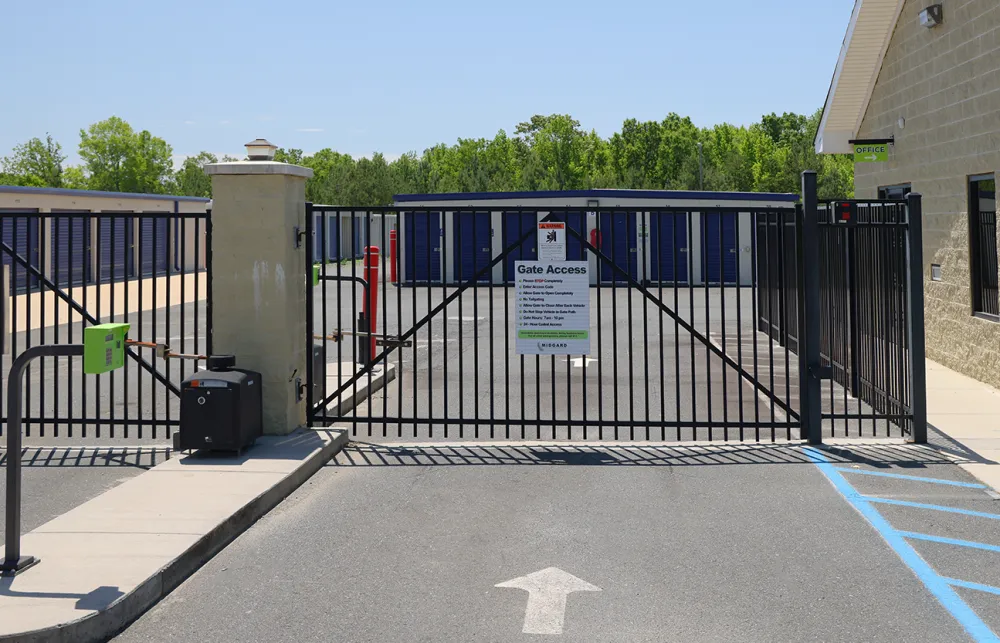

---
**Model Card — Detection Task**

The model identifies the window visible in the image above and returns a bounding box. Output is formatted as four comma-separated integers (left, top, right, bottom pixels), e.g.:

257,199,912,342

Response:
878,184,911,200
969,174,998,318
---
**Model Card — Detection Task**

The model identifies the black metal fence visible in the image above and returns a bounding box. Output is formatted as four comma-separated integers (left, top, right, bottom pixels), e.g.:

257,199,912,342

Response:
0,210,212,441
308,204,803,442
758,176,926,442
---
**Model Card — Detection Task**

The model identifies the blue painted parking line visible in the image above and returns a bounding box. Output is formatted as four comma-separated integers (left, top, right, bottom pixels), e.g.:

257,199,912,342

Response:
866,497,1000,520
899,531,1000,553
945,579,1000,598
832,467,988,489
805,447,1000,642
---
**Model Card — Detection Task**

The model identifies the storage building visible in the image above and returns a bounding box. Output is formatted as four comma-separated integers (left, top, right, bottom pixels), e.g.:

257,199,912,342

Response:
392,190,798,286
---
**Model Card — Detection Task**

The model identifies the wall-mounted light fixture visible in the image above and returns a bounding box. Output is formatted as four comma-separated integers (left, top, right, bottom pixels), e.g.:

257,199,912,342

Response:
920,4,943,28
898,116,906,129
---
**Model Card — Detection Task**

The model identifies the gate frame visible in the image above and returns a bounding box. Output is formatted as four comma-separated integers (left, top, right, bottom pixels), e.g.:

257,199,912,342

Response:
307,204,802,438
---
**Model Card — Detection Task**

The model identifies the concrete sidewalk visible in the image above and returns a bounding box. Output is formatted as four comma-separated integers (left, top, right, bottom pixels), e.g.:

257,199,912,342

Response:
927,359,1000,487
0,428,348,643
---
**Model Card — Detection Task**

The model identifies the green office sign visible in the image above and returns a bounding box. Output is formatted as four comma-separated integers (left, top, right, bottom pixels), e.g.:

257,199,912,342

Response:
854,144,889,163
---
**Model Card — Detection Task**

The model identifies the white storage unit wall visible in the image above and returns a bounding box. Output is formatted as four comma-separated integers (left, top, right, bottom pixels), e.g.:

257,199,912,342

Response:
393,190,798,286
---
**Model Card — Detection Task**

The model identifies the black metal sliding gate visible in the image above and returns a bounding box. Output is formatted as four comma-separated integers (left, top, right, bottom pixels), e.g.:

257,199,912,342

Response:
307,202,806,442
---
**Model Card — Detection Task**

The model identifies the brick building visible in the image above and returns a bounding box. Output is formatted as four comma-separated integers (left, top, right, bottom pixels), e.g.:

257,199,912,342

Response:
816,0,1000,386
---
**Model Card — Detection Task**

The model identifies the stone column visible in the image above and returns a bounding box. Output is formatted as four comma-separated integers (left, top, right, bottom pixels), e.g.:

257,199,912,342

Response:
204,161,314,435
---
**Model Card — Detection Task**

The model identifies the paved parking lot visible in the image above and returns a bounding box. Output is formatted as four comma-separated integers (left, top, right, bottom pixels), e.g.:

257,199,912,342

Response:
113,441,1000,642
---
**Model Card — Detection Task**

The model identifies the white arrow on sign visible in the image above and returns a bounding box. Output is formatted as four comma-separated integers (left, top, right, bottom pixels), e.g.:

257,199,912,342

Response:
864,154,878,161
568,357,597,368
495,567,601,635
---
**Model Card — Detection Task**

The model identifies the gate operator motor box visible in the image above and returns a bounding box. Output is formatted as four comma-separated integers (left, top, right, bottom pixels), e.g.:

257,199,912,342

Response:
176,355,262,453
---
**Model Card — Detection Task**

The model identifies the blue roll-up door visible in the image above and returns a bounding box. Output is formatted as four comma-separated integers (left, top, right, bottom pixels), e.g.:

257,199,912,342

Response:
504,212,538,282
98,218,135,282
0,214,41,293
650,213,689,283
454,211,491,283
702,212,738,284
550,211,586,260
327,216,340,261
313,214,324,262
140,218,170,276
405,211,442,283
50,216,92,286
599,212,637,283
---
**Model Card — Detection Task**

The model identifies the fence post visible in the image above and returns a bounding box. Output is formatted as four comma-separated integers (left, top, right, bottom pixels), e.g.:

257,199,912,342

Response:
799,171,823,444
906,193,928,443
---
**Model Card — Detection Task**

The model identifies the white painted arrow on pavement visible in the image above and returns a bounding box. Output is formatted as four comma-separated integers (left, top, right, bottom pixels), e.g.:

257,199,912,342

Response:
568,357,597,368
495,567,601,635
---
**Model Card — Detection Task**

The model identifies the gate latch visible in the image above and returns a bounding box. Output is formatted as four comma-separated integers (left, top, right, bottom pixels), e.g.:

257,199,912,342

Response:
376,336,413,348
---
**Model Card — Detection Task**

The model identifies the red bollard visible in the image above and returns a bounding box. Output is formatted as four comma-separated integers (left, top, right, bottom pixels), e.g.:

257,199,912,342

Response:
363,246,380,363
389,229,398,284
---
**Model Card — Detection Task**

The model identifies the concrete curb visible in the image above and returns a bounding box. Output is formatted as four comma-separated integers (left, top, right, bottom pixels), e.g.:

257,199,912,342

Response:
327,363,395,416
3,428,348,643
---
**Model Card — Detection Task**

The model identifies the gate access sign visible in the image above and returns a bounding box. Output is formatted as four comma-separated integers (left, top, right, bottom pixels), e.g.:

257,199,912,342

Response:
854,144,889,163
515,261,590,355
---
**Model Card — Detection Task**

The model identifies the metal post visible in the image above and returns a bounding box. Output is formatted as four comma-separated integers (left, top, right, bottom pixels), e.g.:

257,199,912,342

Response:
906,193,928,443
3,344,84,576
799,171,823,444
362,247,380,366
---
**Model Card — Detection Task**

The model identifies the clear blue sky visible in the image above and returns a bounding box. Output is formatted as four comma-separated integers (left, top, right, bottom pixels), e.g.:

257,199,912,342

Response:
3,0,854,166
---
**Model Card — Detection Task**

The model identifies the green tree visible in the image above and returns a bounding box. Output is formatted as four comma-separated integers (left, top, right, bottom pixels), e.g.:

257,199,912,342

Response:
515,114,587,190
1,134,66,187
61,166,89,190
174,152,217,198
273,148,304,165
78,116,173,194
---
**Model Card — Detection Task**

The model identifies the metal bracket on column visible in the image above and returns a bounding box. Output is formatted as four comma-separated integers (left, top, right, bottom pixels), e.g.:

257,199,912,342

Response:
810,365,833,380
294,226,307,249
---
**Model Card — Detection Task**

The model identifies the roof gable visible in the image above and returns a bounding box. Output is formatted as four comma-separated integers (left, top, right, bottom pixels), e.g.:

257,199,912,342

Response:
815,0,906,154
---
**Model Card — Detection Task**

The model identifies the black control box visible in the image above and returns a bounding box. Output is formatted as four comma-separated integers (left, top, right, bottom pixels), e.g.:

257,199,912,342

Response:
176,355,262,454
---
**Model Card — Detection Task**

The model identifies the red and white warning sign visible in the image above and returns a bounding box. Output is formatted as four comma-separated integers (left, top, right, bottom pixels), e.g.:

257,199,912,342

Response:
537,222,566,262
